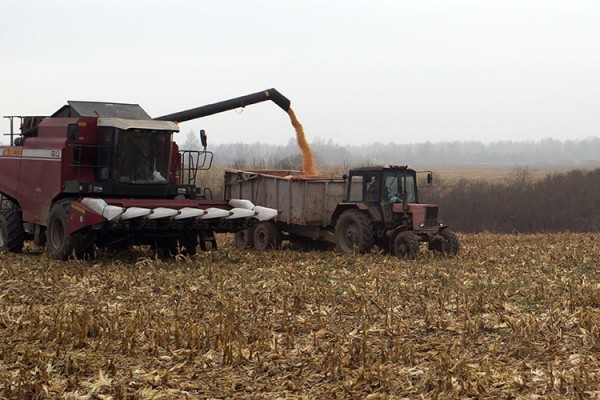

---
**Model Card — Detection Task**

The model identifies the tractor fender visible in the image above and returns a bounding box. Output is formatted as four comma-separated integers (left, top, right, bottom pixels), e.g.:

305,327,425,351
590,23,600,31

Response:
385,224,409,238
330,203,369,228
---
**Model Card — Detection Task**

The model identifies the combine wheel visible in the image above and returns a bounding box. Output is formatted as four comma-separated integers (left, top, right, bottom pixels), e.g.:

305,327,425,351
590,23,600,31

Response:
46,201,95,260
234,226,255,249
0,209,25,253
393,231,420,259
335,209,374,254
253,221,282,251
429,230,459,256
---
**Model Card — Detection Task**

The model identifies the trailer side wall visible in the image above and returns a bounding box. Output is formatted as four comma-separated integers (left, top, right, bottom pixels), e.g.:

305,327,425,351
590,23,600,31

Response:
224,169,346,228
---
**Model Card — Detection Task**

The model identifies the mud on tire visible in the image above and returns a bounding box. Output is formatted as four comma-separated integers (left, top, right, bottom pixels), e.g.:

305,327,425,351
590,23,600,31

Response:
234,226,255,250
253,221,282,251
335,209,374,254
429,229,460,256
393,230,420,259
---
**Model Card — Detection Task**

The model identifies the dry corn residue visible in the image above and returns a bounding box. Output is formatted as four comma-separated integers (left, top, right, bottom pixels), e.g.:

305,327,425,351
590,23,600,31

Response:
2,232,600,398
288,108,318,175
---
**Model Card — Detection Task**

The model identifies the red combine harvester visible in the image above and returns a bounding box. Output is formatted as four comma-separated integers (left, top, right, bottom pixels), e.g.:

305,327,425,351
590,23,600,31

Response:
0,89,290,259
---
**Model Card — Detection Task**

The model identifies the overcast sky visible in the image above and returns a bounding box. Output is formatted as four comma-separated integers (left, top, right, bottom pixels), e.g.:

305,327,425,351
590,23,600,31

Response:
1,0,599,146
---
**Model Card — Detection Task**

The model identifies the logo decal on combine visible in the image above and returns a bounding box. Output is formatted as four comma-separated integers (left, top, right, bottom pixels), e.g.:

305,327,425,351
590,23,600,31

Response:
1,147,23,157
0,148,62,160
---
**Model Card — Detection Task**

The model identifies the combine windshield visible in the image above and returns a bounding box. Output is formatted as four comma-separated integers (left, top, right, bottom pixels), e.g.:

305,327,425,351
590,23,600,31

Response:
111,129,171,184
383,170,417,203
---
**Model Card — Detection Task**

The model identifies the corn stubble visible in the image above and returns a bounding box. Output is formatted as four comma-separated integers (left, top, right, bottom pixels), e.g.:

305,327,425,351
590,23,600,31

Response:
1,233,599,399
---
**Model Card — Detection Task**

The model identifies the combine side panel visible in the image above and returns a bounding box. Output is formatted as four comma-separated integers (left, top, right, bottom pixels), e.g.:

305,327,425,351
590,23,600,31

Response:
0,146,23,203
17,137,66,224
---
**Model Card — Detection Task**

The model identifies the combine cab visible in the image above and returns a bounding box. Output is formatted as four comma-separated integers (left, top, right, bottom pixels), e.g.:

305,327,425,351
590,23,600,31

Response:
0,89,289,259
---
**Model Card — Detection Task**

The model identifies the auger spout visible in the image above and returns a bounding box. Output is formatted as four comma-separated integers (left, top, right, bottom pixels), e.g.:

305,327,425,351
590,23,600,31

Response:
155,88,291,122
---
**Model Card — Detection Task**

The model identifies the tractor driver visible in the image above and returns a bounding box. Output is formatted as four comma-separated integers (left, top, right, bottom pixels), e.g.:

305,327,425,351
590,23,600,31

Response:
366,175,381,201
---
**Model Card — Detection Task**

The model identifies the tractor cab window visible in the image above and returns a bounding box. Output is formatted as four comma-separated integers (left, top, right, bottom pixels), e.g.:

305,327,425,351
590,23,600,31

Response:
109,129,172,184
348,175,364,202
383,171,417,203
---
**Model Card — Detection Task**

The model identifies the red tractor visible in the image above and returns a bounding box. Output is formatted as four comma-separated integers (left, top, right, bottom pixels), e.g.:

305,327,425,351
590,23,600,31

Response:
0,89,289,259
224,165,460,258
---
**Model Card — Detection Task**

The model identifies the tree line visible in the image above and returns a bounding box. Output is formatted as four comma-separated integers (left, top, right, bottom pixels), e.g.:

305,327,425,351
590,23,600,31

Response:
186,133,600,233
420,168,600,233
180,134,600,167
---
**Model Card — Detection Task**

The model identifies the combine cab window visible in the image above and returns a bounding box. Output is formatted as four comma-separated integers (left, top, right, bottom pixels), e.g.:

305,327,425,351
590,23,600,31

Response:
383,171,417,203
111,129,171,184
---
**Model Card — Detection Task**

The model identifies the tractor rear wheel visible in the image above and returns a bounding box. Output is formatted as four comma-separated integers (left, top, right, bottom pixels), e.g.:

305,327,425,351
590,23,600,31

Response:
429,230,459,256
0,209,25,253
46,201,95,260
335,209,374,254
253,221,282,251
234,226,255,249
393,231,420,259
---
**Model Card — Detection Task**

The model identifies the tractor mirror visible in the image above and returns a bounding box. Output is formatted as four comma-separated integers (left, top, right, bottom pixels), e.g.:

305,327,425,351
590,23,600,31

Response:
427,172,433,185
200,129,207,149
67,124,79,141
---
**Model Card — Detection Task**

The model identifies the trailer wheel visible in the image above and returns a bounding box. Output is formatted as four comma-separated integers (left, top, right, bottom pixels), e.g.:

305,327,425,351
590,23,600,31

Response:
253,221,282,251
0,209,25,253
429,230,459,256
393,231,420,259
234,227,255,249
335,209,374,254
46,201,95,260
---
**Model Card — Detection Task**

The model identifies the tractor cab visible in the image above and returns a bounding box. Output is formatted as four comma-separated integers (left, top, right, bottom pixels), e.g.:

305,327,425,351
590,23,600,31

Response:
346,165,418,205
334,165,454,257
345,165,437,229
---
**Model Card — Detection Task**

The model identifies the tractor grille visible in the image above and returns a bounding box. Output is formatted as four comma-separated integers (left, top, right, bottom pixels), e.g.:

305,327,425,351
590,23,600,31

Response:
424,207,439,228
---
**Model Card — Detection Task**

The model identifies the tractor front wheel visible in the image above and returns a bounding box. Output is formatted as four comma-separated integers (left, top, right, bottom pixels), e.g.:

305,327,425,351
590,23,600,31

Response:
0,208,25,253
393,231,420,259
429,230,459,256
335,209,374,254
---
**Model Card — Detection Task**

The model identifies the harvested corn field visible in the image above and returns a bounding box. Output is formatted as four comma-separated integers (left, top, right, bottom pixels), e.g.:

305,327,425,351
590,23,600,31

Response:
1,233,600,399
